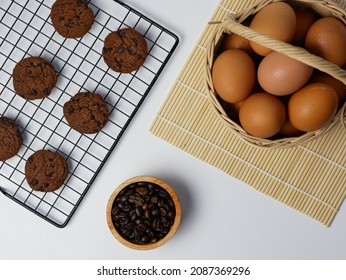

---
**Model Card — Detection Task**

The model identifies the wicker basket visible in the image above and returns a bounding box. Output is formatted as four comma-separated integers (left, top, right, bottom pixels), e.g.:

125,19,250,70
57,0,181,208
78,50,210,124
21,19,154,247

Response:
205,0,346,149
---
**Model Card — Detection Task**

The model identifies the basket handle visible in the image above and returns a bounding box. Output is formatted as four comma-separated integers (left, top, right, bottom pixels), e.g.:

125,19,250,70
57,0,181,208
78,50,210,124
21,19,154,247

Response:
221,14,346,85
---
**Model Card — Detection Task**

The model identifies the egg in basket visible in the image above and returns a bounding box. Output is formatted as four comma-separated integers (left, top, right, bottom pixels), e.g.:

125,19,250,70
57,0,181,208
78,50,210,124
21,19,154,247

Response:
205,0,346,149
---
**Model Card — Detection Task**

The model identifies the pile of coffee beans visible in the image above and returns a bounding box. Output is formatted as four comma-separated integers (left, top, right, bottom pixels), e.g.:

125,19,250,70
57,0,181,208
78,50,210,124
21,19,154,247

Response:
111,181,176,245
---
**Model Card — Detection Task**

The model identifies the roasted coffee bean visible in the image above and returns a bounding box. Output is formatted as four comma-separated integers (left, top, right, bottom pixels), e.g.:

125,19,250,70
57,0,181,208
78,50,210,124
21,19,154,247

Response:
137,223,147,232
134,218,143,226
135,206,144,217
152,218,161,230
125,223,134,231
119,195,128,203
151,207,160,216
111,181,176,245
133,197,144,207
146,229,155,239
168,210,175,219
159,190,169,198
120,217,129,227
118,202,131,212
111,207,120,216
116,212,127,219
150,196,158,204
167,199,174,208
160,207,167,217
141,235,150,244
136,186,148,196
144,209,151,220
130,212,137,222
142,203,148,210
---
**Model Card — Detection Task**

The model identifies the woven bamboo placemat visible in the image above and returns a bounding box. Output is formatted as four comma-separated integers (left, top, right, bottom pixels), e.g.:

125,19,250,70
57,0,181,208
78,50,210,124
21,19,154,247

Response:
150,0,346,226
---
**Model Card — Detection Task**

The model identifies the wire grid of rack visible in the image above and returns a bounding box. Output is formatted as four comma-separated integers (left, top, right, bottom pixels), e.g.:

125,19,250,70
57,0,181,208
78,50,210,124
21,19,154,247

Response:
0,0,179,228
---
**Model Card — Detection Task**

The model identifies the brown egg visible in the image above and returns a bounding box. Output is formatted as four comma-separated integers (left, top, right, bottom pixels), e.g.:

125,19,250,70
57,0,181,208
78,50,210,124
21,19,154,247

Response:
222,33,253,55
212,49,256,103
310,71,346,101
239,93,286,138
288,83,339,132
222,21,254,56
257,50,313,96
292,6,318,45
250,2,296,56
305,17,346,66
232,100,244,115
279,119,303,137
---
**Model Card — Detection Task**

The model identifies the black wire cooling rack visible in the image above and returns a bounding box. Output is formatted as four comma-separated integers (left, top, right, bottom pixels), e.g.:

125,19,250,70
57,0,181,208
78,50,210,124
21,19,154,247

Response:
0,0,179,227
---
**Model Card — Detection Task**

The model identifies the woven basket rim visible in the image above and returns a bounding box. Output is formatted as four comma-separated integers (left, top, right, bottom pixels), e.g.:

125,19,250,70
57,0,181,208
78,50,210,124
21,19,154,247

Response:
205,0,346,149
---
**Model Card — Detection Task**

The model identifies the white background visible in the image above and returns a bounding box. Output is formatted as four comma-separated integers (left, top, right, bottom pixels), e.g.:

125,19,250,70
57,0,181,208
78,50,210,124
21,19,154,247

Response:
1,0,346,260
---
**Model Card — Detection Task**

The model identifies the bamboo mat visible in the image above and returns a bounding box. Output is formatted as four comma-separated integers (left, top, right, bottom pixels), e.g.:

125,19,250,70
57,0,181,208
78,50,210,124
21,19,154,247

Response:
150,0,346,226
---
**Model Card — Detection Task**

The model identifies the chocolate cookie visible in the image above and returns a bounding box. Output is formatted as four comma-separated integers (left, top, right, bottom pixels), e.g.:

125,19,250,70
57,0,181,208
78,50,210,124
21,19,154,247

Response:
25,150,69,192
103,28,148,73
51,0,94,38
12,56,57,100
0,116,23,161
63,91,109,134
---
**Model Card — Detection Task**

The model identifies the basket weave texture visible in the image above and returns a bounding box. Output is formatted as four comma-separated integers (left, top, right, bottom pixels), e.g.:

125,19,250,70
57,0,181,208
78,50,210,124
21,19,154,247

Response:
205,0,346,149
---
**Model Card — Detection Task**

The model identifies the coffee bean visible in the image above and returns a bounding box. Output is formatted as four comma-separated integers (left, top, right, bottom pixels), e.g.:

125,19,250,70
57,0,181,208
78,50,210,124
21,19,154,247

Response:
116,212,127,219
111,207,120,216
160,207,167,217
151,196,158,204
168,210,175,219
144,209,151,220
134,218,143,225
119,195,128,203
151,207,160,216
152,218,160,230
142,203,149,210
141,235,150,244
159,190,169,198
119,202,131,212
125,223,134,231
137,223,147,232
111,181,176,245
133,197,144,207
135,206,143,217
120,217,129,227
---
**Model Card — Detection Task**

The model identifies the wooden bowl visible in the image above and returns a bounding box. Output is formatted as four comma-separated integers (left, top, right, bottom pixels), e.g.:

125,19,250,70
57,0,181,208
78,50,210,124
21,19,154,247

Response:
106,176,182,250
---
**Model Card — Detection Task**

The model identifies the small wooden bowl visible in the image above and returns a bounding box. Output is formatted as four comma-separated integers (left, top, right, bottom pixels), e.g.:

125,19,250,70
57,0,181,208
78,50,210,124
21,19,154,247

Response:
106,176,182,250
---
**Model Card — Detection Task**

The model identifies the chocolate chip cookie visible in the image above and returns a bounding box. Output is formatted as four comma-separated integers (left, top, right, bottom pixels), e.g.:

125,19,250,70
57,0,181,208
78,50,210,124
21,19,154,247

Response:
25,150,69,192
51,0,94,38
12,56,57,100
102,28,148,73
63,91,109,134
0,116,23,161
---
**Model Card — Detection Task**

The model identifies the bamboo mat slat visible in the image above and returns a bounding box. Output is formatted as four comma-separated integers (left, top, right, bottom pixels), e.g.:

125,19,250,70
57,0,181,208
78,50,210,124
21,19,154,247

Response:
150,0,346,226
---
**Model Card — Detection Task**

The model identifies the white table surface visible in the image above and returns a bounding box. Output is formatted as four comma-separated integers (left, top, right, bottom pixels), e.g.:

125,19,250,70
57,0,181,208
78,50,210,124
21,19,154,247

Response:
1,0,346,260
